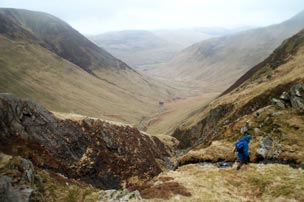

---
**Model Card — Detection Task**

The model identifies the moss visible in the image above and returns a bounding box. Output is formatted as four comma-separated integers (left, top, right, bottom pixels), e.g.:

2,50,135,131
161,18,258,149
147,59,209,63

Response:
65,187,79,202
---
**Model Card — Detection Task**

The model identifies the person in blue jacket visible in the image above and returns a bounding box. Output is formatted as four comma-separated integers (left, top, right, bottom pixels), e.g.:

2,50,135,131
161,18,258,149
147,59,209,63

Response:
234,134,252,170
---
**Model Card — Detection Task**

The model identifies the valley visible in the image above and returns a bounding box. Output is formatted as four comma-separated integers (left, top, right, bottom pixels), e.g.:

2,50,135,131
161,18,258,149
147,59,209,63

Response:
1,6,304,202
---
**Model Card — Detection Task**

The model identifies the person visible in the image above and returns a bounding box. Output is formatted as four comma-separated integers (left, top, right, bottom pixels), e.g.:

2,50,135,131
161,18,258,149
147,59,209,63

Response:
234,134,252,170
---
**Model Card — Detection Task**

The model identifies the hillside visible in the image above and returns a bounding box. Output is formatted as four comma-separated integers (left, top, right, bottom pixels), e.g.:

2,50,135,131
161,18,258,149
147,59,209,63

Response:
89,30,182,68
172,29,304,159
0,8,177,125
148,10,304,93
128,29,304,202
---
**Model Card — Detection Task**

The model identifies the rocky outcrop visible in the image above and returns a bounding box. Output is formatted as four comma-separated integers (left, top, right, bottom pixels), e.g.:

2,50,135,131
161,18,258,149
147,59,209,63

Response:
272,84,304,110
0,93,171,189
0,153,39,202
98,189,144,202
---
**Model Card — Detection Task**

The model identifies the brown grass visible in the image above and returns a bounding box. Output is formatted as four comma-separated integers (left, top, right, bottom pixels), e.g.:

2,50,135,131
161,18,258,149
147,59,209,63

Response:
145,164,304,202
130,181,191,199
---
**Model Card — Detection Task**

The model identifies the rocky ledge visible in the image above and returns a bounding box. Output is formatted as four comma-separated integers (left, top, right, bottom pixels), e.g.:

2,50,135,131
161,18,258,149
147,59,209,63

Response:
0,93,172,190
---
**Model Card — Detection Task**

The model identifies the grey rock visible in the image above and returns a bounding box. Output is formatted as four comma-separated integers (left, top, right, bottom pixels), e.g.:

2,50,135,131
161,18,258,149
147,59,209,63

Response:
98,189,144,202
260,136,274,149
0,176,18,202
0,176,33,202
290,96,304,110
280,91,290,101
21,159,34,183
271,98,286,109
240,126,248,135
256,148,267,159
83,117,94,127
272,111,283,117
254,128,261,136
290,84,304,97
256,136,279,159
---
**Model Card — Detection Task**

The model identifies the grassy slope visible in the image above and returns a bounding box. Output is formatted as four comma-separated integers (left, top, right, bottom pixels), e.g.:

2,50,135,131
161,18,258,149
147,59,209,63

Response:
181,30,304,130
0,34,174,125
146,93,219,135
148,11,304,93
0,8,184,125
1,8,127,73
144,164,304,201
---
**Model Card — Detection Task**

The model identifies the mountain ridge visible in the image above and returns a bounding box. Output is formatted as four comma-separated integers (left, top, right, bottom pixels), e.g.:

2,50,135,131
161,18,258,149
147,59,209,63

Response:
148,10,304,93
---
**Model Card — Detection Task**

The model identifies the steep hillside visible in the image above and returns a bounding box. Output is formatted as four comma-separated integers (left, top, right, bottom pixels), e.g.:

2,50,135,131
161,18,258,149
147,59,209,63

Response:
89,30,182,68
149,10,304,92
0,8,177,125
0,8,129,74
172,29,304,167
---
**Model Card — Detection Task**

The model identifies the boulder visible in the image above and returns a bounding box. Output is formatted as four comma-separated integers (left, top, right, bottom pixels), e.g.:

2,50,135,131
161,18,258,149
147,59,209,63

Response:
271,98,286,109
290,84,304,97
290,96,304,110
256,136,277,159
279,91,290,101
98,189,144,202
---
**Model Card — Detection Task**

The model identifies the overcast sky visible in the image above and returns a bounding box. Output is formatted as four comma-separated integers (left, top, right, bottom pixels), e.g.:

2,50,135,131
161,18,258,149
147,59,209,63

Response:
1,0,303,34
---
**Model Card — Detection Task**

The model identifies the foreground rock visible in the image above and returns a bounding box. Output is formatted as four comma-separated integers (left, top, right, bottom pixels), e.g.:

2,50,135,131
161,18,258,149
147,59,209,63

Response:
0,93,172,190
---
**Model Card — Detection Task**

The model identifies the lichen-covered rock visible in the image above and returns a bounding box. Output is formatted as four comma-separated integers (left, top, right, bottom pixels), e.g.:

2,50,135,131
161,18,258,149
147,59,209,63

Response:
290,96,304,109
0,153,36,202
256,136,282,160
272,84,304,110
290,84,304,97
0,93,171,189
271,98,286,109
279,91,290,101
98,189,144,202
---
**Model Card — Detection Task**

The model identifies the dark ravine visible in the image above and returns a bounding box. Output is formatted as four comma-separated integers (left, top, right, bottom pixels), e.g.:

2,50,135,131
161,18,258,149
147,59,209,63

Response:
173,69,302,151
0,93,173,189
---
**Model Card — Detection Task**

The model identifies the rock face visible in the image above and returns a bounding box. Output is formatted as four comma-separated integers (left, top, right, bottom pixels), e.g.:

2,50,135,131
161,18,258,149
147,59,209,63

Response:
0,93,171,189
272,84,304,110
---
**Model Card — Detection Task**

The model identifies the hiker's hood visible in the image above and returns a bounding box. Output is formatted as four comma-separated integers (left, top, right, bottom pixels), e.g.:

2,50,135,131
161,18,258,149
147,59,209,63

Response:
241,135,252,142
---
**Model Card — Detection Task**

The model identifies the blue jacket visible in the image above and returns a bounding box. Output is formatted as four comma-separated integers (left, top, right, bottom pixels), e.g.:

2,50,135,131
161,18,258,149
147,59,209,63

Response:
237,136,251,161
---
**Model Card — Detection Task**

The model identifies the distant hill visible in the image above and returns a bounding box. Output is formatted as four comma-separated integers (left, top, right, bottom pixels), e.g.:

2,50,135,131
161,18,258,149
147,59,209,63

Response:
89,27,244,69
89,30,182,68
148,10,304,93
152,27,249,47
0,8,176,125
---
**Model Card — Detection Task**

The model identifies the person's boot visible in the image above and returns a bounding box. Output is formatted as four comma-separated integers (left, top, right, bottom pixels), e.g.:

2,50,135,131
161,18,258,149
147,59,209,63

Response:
237,162,243,170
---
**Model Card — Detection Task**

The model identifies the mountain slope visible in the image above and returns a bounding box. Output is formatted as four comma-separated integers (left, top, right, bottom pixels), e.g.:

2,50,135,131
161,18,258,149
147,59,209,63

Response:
172,29,304,169
89,30,182,68
149,10,304,93
0,8,176,125
0,8,130,74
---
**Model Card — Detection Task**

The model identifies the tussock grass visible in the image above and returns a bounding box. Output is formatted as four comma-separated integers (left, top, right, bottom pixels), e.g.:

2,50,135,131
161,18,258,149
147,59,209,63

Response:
146,164,304,201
